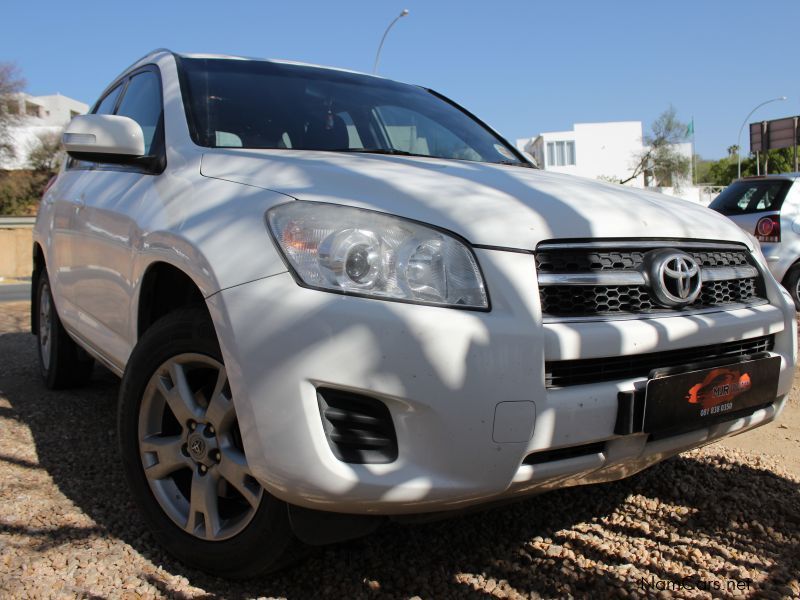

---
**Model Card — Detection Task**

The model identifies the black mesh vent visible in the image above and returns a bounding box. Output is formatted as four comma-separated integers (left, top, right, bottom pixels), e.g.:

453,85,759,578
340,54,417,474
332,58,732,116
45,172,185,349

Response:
540,278,760,316
536,248,750,273
317,389,398,464
545,335,774,388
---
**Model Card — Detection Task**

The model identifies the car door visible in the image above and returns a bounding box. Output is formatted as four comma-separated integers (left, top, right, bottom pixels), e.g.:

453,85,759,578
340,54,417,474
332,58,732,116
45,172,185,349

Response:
68,67,166,367
46,83,125,324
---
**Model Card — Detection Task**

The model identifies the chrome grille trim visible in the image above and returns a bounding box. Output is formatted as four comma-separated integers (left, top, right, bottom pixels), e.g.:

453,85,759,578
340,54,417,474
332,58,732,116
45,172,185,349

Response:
536,240,750,251
700,265,759,281
537,265,759,287
538,272,646,286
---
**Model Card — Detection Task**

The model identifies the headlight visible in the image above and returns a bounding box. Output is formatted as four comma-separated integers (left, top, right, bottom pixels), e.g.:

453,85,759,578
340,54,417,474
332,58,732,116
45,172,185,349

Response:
267,201,488,309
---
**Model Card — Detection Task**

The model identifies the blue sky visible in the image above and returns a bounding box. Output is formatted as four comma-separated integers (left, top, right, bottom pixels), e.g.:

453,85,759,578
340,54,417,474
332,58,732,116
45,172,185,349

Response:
3,1,798,159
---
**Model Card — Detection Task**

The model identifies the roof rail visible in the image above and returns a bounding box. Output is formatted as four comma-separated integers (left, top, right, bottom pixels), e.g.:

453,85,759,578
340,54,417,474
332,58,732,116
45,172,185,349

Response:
118,48,174,76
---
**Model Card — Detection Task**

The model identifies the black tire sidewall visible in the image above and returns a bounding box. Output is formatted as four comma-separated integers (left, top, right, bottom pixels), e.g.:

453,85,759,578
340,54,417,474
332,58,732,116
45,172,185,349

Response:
35,271,94,389
35,273,55,385
118,308,295,578
783,265,800,311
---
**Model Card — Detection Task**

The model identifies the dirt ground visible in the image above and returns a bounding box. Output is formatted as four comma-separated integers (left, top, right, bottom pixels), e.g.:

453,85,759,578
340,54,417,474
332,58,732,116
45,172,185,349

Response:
717,369,800,478
1,300,798,599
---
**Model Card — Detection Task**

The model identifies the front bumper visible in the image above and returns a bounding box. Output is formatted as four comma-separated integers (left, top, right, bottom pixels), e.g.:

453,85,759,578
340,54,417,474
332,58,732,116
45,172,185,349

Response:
206,248,796,515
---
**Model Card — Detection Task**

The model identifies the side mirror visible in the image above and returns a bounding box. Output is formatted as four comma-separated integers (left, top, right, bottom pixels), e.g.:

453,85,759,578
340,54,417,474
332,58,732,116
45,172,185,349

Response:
63,114,146,164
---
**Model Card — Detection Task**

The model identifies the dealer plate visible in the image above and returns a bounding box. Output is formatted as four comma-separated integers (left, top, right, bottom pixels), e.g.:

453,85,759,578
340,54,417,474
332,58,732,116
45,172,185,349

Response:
643,356,780,434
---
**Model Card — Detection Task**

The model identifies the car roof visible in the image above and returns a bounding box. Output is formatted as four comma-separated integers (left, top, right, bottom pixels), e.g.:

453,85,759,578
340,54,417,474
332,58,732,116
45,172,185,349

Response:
737,173,800,182
125,48,389,82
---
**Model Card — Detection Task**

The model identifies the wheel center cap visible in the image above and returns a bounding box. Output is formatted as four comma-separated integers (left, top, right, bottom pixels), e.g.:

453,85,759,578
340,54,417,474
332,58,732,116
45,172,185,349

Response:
188,434,207,460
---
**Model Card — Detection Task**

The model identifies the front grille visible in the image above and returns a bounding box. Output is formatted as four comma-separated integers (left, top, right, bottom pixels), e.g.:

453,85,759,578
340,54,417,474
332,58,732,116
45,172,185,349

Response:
545,335,774,388
536,242,766,317
317,388,398,464
540,278,759,316
536,248,749,272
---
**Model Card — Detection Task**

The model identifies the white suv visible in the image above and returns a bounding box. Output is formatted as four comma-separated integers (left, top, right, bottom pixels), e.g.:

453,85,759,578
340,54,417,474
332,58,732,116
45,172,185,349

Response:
32,50,796,577
709,174,800,308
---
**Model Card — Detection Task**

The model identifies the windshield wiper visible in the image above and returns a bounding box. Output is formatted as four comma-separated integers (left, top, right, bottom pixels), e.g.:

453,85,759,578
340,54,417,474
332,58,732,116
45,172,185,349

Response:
331,148,429,158
329,147,534,167
498,159,534,168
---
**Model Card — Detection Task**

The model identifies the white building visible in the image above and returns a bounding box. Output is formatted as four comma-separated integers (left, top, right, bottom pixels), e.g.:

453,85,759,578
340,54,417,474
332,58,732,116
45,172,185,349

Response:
516,121,647,187
1,93,88,169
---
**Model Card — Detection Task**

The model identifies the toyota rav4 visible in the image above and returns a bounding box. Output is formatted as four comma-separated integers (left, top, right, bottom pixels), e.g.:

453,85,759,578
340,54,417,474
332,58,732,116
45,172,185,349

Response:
32,50,797,577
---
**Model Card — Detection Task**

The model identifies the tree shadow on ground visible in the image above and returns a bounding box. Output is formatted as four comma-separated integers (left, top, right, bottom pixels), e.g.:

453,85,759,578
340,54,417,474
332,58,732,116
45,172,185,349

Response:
1,329,799,599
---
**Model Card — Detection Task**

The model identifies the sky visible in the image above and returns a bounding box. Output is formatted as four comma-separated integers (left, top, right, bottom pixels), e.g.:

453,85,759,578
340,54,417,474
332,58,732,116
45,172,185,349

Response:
2,0,798,160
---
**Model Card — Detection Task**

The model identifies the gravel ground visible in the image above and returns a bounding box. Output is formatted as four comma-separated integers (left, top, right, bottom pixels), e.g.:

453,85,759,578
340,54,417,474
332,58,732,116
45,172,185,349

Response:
1,299,799,599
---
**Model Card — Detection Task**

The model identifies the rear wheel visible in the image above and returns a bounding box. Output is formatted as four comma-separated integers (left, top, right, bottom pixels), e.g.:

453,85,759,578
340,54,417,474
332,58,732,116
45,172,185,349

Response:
36,272,94,389
782,263,800,310
118,308,300,577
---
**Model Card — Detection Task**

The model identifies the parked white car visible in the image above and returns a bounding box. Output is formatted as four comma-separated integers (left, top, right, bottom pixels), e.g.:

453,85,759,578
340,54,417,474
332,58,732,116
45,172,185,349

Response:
32,50,796,577
709,174,800,308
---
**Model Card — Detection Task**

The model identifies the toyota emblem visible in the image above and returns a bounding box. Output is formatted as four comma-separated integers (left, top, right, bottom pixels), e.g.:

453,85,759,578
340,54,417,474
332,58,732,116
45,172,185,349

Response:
188,437,206,458
645,250,702,307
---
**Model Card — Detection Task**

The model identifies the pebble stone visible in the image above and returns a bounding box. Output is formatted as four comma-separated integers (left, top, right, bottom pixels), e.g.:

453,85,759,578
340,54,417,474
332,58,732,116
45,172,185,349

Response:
1,300,799,599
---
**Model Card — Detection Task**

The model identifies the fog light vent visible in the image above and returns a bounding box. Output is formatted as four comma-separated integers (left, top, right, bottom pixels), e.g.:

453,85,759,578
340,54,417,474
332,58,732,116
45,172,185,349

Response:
317,388,398,464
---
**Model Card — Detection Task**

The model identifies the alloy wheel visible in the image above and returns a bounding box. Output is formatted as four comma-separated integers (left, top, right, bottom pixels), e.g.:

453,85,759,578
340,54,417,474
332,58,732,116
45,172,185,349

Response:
138,353,263,541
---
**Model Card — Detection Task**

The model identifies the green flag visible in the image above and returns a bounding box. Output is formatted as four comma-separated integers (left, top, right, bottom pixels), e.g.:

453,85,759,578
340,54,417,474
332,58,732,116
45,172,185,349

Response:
686,118,694,137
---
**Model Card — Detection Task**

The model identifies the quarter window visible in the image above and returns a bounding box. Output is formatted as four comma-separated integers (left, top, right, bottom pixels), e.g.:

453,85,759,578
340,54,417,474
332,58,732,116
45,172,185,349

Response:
115,71,162,154
94,85,123,115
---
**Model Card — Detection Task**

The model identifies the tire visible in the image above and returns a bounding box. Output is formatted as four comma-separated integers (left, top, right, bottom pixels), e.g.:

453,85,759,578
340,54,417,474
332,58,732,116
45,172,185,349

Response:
118,308,301,578
783,264,800,311
36,271,94,389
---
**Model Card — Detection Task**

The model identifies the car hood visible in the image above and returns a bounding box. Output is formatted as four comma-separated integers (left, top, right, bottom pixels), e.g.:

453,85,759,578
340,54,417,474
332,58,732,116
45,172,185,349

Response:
200,150,753,251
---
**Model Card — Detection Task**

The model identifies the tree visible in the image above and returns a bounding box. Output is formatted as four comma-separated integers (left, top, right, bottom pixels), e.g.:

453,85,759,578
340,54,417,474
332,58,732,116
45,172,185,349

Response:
27,130,64,173
620,106,691,187
761,147,796,175
701,147,798,187
0,62,25,162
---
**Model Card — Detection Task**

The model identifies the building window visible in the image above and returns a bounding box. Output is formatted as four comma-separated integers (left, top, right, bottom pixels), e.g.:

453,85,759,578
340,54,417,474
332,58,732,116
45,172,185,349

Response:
546,140,576,166
25,101,41,118
5,101,19,115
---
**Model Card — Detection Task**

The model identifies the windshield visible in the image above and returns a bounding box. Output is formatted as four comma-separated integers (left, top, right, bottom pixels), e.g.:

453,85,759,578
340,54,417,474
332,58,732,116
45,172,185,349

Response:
709,179,792,215
175,56,526,166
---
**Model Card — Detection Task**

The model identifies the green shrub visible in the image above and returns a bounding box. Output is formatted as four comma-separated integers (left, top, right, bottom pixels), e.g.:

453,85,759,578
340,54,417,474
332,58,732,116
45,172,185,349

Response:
0,169,52,216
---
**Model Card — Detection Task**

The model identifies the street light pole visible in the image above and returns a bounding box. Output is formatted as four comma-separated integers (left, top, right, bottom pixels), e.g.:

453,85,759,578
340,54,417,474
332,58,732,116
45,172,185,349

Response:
373,9,409,75
737,96,787,179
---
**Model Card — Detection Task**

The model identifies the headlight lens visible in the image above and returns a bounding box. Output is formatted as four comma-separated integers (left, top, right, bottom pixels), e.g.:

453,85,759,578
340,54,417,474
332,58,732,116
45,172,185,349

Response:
267,202,488,309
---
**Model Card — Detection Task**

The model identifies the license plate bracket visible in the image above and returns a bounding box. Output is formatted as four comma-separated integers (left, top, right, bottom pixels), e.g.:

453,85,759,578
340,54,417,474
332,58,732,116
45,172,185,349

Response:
615,354,780,436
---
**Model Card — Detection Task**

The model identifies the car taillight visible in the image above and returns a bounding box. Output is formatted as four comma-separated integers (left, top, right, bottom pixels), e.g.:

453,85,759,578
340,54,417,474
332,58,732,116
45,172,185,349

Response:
755,215,780,243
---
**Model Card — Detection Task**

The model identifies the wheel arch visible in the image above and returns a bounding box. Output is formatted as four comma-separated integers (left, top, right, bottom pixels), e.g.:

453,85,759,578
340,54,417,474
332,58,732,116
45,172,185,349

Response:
135,261,211,341
30,241,46,335
780,257,800,285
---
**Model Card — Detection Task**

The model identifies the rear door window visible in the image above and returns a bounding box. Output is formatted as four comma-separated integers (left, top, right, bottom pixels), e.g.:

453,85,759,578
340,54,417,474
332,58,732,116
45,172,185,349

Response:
710,179,793,215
